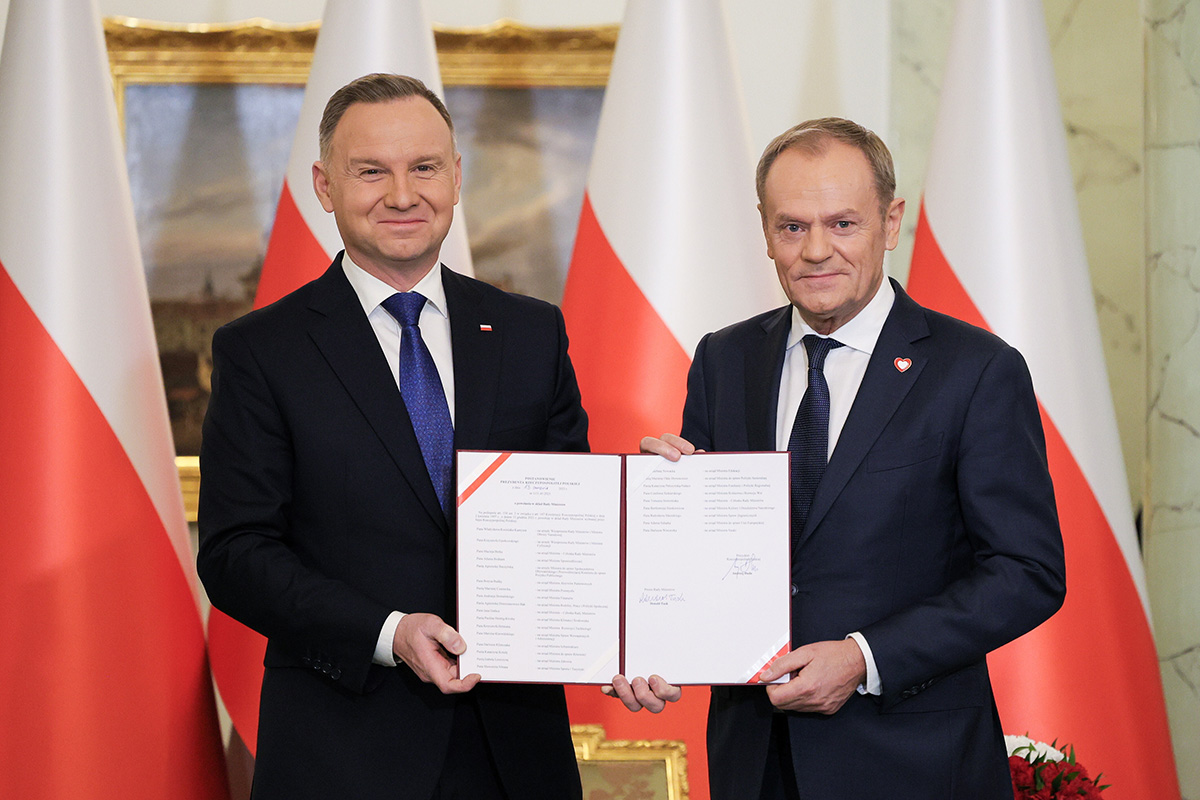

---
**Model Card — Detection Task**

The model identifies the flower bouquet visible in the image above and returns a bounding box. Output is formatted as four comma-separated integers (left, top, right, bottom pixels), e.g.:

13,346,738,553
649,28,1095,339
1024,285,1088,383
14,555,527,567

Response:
1006,735,1109,799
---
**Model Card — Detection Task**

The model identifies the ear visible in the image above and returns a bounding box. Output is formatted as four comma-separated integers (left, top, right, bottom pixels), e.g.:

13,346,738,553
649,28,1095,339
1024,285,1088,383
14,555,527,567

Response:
884,197,905,251
452,152,463,205
759,203,775,260
312,161,335,213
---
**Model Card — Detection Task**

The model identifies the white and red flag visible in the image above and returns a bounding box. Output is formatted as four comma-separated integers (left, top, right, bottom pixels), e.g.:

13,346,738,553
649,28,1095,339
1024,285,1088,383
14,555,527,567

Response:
560,0,781,796
0,0,228,796
207,0,473,756
906,1,1180,797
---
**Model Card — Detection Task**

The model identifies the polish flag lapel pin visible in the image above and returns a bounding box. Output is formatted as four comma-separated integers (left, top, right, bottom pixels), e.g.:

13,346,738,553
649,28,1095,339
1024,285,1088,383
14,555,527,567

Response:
894,356,912,373
479,323,493,332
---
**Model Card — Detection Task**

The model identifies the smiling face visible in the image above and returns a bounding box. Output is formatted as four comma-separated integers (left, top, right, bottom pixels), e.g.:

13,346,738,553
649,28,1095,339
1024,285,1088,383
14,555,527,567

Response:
760,140,904,335
312,96,461,290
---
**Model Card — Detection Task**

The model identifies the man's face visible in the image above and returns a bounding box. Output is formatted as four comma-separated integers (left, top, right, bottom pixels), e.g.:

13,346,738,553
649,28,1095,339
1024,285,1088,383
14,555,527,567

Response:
760,141,904,335
313,97,461,286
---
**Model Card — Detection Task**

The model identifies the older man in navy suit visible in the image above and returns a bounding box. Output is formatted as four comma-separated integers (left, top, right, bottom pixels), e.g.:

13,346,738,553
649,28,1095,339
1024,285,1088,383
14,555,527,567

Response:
627,118,1066,799
198,73,586,800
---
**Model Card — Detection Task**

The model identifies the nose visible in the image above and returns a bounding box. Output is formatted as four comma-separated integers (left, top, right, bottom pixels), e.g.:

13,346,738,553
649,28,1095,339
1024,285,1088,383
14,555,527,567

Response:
801,226,832,263
384,173,419,210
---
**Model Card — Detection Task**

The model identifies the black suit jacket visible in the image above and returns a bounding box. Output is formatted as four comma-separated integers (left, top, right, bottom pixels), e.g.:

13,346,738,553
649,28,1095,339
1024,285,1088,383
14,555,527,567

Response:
198,256,588,799
684,280,1066,800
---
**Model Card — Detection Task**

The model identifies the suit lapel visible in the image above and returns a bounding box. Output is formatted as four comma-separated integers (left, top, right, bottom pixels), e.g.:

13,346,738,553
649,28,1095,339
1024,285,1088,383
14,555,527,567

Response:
745,307,791,451
798,281,930,546
305,258,448,531
443,267,503,451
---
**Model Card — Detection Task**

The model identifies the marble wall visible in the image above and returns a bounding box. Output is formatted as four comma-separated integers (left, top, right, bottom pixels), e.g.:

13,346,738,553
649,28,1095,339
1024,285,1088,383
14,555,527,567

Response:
1146,0,1200,796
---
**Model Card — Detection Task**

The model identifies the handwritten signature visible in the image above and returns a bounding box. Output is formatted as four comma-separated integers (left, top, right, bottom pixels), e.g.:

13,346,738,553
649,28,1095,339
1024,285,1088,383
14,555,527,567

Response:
639,591,686,605
723,554,761,580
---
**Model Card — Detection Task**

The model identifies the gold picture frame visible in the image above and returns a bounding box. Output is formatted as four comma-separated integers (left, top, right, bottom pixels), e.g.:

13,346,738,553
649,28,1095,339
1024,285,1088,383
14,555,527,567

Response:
105,16,616,115
103,17,616,520
573,724,690,800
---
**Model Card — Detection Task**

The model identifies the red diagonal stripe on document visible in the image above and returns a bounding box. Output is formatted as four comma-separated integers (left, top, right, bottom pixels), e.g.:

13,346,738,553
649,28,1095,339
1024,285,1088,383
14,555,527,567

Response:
747,644,792,684
457,452,513,507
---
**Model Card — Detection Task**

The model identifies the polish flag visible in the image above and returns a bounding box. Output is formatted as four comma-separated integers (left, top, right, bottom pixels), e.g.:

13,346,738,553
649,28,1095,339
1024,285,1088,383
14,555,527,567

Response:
906,1,1180,797
0,0,228,797
208,0,473,756
560,1,781,796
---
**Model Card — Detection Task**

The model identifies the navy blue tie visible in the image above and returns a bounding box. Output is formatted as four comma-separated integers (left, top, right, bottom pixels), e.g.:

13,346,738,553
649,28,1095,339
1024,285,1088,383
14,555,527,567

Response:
382,292,454,515
787,334,843,548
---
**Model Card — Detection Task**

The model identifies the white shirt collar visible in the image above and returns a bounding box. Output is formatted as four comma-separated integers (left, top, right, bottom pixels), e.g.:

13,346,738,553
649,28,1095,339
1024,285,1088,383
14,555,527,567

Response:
786,275,895,355
341,253,449,321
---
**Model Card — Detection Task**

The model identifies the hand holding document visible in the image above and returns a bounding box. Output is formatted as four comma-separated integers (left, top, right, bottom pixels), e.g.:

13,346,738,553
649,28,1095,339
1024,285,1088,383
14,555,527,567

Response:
456,451,790,685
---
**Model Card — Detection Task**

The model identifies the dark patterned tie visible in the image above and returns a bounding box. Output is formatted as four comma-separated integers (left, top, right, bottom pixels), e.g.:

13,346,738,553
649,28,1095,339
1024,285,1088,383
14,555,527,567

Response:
787,334,843,549
382,292,454,515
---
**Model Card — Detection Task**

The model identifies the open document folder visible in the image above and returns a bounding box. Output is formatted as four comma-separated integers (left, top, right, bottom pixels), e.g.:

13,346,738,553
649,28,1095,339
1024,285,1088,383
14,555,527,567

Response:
456,451,791,685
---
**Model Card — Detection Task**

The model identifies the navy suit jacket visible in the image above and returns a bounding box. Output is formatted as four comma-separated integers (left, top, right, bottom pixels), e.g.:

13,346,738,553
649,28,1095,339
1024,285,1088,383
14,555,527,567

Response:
684,280,1065,800
198,256,588,800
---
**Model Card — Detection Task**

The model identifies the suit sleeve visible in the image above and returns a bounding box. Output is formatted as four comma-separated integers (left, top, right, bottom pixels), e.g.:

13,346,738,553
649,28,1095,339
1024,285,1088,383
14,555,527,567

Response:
860,345,1066,708
197,323,392,694
679,333,715,451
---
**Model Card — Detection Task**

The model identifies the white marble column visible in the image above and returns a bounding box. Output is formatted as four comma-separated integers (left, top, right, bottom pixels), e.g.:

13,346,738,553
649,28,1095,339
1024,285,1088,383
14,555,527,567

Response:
1146,1,1200,796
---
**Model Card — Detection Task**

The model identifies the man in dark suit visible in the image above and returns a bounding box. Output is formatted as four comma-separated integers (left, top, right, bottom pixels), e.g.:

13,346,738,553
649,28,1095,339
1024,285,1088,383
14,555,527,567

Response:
197,73,587,800
630,118,1067,798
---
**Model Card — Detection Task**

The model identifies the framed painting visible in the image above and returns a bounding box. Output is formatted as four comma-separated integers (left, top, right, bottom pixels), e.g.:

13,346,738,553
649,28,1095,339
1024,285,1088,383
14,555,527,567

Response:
103,17,617,514
573,725,690,800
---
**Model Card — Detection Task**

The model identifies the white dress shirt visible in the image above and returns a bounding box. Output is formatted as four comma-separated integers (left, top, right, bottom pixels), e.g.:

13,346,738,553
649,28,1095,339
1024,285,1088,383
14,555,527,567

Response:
341,255,455,667
774,277,895,695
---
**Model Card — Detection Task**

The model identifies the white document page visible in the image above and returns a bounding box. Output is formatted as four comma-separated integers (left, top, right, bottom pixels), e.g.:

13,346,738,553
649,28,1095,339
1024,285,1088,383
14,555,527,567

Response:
622,452,791,684
456,451,622,683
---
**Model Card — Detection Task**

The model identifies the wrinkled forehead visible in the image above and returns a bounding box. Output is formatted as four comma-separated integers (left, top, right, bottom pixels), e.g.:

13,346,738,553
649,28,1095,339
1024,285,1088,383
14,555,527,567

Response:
762,143,880,211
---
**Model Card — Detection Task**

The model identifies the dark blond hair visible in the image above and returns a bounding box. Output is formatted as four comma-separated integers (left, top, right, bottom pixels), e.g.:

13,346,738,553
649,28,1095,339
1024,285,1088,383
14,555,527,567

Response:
318,73,455,162
756,117,895,217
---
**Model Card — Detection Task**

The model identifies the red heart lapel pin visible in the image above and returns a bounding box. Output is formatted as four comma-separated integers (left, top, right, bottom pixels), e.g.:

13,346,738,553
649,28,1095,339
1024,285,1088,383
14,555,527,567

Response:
894,357,912,372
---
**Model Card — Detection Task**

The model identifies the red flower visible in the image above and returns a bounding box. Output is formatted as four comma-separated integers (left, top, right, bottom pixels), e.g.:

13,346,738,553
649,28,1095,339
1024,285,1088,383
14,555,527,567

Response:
1010,755,1035,788
1007,737,1107,799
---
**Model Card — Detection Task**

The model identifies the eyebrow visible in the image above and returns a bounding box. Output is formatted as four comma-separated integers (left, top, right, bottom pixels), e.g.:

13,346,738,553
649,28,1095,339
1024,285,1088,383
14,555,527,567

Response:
346,153,449,169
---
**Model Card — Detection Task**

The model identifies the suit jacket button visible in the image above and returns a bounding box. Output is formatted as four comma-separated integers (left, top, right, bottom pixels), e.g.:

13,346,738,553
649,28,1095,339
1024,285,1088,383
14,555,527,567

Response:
790,584,798,596
330,667,342,680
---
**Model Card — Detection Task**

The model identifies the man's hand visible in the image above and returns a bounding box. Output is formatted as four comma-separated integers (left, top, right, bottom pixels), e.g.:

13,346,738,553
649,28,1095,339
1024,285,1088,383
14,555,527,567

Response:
392,613,480,694
602,674,682,713
759,639,866,715
639,433,700,460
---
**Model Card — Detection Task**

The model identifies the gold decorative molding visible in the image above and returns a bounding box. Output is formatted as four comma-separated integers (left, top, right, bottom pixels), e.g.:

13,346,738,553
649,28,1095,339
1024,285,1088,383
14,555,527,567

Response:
103,16,616,99
572,724,689,800
177,456,200,521
435,19,618,87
